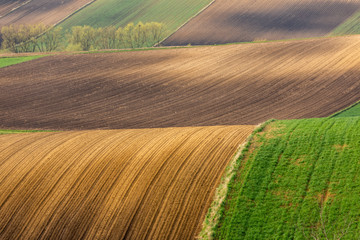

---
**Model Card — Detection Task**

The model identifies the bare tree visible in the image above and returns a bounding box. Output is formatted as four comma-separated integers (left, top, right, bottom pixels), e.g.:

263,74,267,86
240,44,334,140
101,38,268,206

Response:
37,26,63,52
299,211,356,240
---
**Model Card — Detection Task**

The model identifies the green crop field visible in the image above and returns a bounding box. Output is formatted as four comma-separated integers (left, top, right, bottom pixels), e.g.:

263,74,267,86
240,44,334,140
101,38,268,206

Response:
331,10,360,36
59,0,212,34
0,56,43,68
214,117,360,239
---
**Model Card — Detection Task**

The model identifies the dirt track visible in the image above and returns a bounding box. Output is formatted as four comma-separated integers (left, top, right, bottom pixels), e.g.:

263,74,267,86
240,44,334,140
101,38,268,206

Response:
163,0,360,45
1,36,360,130
0,125,253,239
0,0,92,26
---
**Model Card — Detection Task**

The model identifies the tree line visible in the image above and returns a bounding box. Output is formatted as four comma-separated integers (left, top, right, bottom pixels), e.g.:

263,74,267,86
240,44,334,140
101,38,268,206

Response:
0,22,166,53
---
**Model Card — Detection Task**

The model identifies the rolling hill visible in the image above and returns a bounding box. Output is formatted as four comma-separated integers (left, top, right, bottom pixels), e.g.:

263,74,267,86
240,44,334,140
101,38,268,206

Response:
0,36,359,130
0,0,93,26
163,0,360,45
0,125,254,239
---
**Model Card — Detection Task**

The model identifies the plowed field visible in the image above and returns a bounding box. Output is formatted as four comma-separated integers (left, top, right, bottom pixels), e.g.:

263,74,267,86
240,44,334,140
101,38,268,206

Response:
0,125,254,239
163,0,360,45
1,36,360,130
0,0,26,17
0,0,93,26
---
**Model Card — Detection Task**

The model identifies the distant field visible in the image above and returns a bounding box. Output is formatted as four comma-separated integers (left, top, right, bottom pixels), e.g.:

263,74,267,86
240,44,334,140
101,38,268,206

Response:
0,56,43,68
163,0,360,45
59,0,212,33
215,117,360,239
331,10,360,35
0,125,254,239
0,0,93,26
0,36,359,130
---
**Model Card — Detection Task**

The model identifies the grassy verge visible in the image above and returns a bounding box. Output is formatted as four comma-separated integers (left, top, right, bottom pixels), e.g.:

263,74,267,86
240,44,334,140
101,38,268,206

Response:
198,120,274,239
0,129,53,135
330,10,360,36
214,117,360,239
0,56,44,68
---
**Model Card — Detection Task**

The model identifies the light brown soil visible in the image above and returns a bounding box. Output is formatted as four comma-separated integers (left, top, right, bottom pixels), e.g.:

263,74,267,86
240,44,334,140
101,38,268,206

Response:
1,36,360,130
0,125,254,239
0,0,93,26
163,0,360,45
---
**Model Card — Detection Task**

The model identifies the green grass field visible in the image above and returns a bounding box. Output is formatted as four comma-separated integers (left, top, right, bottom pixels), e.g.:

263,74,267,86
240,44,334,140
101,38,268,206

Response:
0,129,51,135
331,10,360,35
214,117,360,239
0,56,43,68
59,0,212,34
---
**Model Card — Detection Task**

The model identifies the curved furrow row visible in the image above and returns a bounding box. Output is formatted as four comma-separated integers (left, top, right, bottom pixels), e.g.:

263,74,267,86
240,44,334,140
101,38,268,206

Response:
1,36,360,130
0,125,254,239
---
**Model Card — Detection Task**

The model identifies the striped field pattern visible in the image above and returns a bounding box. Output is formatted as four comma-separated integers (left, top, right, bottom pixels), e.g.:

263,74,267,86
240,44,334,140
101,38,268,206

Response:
0,125,254,239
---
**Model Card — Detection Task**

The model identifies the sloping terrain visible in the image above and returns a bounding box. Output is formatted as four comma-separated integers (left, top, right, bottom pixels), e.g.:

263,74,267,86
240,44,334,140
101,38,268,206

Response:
58,0,212,33
0,0,93,27
0,125,254,239
163,0,360,46
1,36,360,130
215,117,360,239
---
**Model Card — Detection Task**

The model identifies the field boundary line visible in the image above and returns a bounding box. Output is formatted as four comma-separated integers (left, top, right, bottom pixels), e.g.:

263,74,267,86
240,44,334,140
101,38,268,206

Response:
197,120,274,240
329,98,360,118
53,0,96,27
158,0,216,46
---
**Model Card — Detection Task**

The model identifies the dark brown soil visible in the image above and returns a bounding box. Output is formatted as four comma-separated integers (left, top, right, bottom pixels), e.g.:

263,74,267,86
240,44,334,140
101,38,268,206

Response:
0,0,26,17
1,36,360,130
0,0,92,26
163,0,360,45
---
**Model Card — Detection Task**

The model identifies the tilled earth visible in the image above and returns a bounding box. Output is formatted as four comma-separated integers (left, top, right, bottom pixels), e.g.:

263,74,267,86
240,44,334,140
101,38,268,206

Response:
0,125,254,239
1,36,360,130
163,0,360,45
0,0,93,26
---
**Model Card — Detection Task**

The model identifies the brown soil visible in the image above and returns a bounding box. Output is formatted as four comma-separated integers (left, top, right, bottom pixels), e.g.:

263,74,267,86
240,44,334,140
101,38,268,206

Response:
0,0,26,17
163,0,360,45
0,0,93,26
0,125,254,239
1,36,360,130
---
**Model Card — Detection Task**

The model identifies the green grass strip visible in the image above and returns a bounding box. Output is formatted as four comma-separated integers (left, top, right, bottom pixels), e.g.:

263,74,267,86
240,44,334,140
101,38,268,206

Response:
198,120,275,239
215,117,360,239
330,10,360,36
0,129,53,135
0,56,44,68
